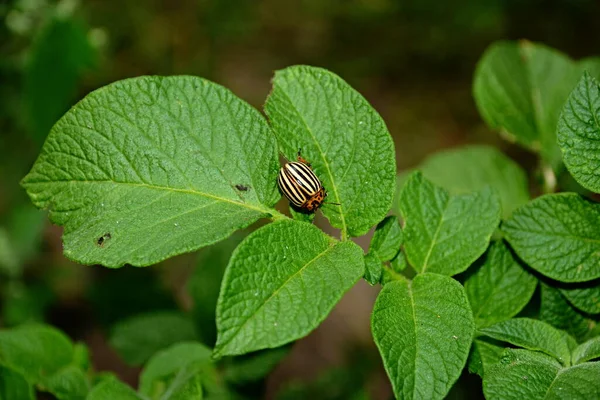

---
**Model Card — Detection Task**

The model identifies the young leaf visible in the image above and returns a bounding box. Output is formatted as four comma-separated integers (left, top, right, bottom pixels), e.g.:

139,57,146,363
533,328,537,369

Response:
540,283,597,342
557,72,600,193
399,172,501,276
572,337,600,364
109,312,198,366
87,377,140,400
478,318,575,365
21,76,282,267
0,324,74,383
418,145,529,218
265,65,396,237
371,273,475,400
503,193,600,282
139,341,212,396
370,216,403,261
473,40,580,162
214,220,364,357
363,251,383,286
559,280,600,314
465,241,537,328
483,349,562,400
0,366,34,400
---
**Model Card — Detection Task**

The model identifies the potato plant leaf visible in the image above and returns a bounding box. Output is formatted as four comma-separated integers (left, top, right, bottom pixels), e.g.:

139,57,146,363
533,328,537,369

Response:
465,241,537,328
22,76,282,267
484,349,600,400
399,172,500,276
265,66,396,237
370,216,403,261
478,318,576,366
473,40,581,163
214,220,364,357
557,72,600,193
371,273,474,399
503,193,600,282
417,145,529,218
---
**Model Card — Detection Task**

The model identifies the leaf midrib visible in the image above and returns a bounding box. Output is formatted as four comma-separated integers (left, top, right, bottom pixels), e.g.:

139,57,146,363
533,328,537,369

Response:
275,82,348,237
216,242,339,354
26,178,284,219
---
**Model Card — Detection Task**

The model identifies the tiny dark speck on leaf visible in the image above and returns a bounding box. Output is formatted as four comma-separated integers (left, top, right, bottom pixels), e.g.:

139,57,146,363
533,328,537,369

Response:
235,184,250,191
97,233,112,247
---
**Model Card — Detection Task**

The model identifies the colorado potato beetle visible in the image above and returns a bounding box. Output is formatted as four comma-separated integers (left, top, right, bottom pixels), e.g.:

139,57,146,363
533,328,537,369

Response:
277,150,331,212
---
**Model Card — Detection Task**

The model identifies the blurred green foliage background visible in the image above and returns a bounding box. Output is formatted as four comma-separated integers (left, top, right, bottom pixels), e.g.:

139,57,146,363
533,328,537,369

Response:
1,0,599,398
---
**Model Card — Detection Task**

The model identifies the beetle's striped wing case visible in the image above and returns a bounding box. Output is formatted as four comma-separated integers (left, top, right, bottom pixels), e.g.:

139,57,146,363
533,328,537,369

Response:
277,161,323,209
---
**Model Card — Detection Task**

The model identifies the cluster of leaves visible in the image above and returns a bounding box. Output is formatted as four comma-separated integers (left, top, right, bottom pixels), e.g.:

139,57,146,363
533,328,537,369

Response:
3,39,600,399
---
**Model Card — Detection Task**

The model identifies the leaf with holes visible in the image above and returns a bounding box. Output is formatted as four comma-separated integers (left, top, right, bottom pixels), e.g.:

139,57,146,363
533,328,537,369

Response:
399,172,501,276
214,220,364,357
417,145,529,218
265,65,396,238
503,193,600,282
21,76,282,267
557,72,600,193
473,40,581,162
371,273,475,400
465,241,537,328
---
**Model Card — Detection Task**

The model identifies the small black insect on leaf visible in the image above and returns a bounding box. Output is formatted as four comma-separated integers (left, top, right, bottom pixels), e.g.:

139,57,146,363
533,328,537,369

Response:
235,184,250,191
97,233,112,247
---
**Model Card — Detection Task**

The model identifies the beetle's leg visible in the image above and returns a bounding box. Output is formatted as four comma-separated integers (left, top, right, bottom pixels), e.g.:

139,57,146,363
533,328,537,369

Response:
297,148,311,166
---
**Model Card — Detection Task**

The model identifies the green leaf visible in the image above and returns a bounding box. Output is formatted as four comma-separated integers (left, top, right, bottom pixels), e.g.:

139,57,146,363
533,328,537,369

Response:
265,65,396,237
139,341,212,397
109,312,198,366
399,172,501,275
25,17,97,144
44,365,89,400
465,241,537,328
483,349,562,400
478,318,575,365
559,280,600,314
503,193,600,282
0,366,34,400
371,273,475,400
214,220,364,357
557,72,600,193
370,216,403,261
22,76,282,267
540,283,597,343
468,339,505,377
289,206,316,224
389,251,408,274
363,251,382,286
572,337,600,364
0,324,74,383
484,350,600,400
87,377,140,400
418,145,529,218
473,40,580,162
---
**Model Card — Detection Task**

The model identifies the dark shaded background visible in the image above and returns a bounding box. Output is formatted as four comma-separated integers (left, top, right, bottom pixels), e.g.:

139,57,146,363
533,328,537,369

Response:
1,0,599,399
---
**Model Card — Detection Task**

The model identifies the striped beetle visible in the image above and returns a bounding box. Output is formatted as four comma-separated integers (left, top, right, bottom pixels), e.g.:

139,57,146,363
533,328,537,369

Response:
277,150,335,212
